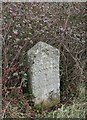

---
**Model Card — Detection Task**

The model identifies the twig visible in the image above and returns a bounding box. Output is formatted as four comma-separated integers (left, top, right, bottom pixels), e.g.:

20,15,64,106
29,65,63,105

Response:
10,40,29,67
58,5,84,76
1,100,11,119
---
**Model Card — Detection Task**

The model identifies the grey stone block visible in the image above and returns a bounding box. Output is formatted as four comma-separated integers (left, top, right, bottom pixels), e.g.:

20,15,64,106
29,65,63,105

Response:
27,41,60,105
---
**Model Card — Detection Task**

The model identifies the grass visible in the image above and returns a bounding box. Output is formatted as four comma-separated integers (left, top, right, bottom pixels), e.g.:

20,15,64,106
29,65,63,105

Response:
35,97,60,113
38,102,85,118
4,83,86,118
36,83,86,118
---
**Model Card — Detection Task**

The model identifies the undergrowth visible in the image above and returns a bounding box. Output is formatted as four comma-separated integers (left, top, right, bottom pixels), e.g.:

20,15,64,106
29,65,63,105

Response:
3,83,86,119
36,83,86,118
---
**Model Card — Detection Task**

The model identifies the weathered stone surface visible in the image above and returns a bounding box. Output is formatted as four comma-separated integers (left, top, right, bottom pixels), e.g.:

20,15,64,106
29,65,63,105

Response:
27,41,60,105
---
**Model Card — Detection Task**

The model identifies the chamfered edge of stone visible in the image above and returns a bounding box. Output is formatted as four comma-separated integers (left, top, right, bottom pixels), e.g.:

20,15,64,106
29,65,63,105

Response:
27,41,60,56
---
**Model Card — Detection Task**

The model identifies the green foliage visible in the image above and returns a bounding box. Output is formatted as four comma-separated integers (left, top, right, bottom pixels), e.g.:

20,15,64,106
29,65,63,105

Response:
36,84,86,118
35,97,59,113
40,103,85,118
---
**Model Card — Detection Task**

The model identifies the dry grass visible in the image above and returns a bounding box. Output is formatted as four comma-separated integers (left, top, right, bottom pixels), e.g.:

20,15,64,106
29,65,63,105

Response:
36,83,86,118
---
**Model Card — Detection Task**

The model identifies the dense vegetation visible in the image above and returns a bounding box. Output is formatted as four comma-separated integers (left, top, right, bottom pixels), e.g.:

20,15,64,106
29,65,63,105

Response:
2,2,86,118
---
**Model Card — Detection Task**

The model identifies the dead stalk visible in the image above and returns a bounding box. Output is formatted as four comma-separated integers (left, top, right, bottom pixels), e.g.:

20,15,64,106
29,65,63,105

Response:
1,100,11,119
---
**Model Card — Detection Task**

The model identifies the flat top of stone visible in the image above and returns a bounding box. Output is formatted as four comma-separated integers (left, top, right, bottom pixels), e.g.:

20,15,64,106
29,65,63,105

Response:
28,41,59,56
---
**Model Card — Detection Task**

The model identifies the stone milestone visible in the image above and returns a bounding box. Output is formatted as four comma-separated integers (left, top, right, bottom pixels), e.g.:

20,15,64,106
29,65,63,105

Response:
27,41,60,105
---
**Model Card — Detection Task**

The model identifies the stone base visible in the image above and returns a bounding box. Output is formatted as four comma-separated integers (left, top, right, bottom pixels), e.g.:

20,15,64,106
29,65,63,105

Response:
35,95,60,112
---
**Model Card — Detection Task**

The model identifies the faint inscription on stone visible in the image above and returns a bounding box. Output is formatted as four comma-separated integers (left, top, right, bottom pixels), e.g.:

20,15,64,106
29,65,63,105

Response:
27,41,60,104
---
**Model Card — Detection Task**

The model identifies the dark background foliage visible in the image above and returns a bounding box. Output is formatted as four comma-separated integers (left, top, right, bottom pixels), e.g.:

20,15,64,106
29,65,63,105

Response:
2,2,86,118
